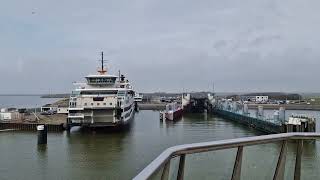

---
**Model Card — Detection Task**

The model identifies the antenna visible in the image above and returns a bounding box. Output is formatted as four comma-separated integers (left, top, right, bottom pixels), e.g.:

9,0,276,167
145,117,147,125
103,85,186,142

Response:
212,82,215,94
118,70,121,82
101,51,104,71
98,51,107,74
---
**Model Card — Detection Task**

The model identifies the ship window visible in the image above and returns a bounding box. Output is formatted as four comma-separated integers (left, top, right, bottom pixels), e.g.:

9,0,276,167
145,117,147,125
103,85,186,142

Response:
71,91,80,95
69,102,77,107
110,103,112,105
87,77,116,84
128,91,134,95
84,103,87,106
91,103,94,106
80,90,118,95
97,103,100,106
103,103,106,105
93,97,104,101
117,91,126,97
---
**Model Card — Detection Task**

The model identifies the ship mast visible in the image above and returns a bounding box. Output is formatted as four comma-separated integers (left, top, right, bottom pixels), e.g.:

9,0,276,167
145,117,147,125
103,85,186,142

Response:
98,51,107,74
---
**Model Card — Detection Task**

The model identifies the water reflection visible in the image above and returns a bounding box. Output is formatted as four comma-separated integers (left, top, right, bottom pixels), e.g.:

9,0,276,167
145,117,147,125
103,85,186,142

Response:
36,144,48,155
36,142,48,180
1,111,320,179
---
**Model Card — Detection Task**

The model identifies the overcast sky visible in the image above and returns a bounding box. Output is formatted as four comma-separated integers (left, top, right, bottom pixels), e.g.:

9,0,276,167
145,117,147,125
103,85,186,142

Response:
1,0,320,94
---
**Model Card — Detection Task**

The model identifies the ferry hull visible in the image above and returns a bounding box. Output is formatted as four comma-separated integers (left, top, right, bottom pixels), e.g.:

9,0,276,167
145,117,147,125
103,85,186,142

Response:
165,108,183,121
86,112,135,129
68,106,135,129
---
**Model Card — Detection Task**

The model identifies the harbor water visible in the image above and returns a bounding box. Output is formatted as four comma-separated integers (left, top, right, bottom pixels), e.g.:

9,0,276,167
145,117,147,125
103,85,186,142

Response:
1,110,320,180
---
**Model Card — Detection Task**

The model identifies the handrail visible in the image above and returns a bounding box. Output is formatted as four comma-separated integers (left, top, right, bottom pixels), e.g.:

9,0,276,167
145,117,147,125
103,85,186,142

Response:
133,133,320,180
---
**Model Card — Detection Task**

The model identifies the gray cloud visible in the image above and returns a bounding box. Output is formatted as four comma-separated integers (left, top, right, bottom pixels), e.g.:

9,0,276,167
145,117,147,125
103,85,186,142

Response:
1,0,320,93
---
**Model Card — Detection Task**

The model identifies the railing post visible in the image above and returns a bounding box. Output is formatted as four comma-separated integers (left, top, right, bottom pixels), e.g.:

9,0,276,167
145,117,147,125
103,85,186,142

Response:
161,160,171,180
177,154,186,180
231,146,243,180
294,140,303,180
273,140,287,180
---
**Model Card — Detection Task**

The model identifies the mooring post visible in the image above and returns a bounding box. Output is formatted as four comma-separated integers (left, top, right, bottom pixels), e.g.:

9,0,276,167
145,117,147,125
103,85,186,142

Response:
37,124,47,145
279,107,285,124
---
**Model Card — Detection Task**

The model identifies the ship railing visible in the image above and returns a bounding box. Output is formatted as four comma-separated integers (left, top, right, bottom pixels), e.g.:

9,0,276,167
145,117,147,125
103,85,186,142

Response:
133,133,320,180
68,113,84,118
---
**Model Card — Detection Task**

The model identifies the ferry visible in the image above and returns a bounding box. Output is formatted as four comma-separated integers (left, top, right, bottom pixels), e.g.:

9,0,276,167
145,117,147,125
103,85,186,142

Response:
134,93,143,102
160,102,183,121
67,52,135,128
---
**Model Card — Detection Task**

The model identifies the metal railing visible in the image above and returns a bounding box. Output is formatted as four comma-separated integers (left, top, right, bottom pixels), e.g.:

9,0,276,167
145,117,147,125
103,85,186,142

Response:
133,133,320,180
68,113,84,118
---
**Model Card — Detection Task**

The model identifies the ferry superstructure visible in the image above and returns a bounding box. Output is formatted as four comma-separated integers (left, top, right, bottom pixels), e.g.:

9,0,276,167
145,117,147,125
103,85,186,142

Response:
67,52,135,128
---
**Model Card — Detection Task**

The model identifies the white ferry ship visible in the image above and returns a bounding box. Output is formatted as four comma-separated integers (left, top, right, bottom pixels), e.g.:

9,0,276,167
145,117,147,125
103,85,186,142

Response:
67,52,135,128
134,93,143,102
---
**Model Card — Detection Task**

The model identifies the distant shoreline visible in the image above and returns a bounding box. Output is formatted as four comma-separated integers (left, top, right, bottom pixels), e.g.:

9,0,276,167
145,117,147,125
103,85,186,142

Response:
40,94,70,98
0,94,44,97
0,94,69,98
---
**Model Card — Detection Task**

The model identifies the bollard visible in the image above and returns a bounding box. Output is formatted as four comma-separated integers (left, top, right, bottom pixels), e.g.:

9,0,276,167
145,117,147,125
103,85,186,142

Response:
232,102,238,112
279,107,285,123
273,110,280,121
243,104,249,115
37,125,47,145
258,106,264,117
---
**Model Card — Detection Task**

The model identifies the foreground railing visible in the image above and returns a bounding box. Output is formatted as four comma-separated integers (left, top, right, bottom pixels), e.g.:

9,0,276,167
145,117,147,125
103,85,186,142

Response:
133,133,320,180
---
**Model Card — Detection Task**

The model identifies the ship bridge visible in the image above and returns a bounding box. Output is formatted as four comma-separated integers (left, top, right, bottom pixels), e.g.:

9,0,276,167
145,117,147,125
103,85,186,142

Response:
85,74,118,86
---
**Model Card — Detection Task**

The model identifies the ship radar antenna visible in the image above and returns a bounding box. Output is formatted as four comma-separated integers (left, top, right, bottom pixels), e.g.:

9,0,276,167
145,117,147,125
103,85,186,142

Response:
98,51,107,74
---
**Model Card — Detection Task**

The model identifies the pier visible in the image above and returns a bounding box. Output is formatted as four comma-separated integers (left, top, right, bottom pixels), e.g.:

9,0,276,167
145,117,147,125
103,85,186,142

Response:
212,109,283,133
211,99,316,134
181,94,316,134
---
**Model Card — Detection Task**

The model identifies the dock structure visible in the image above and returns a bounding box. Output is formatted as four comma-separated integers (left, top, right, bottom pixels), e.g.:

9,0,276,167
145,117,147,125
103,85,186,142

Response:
212,99,316,134
182,92,214,113
285,115,316,133
212,109,284,133
0,122,64,132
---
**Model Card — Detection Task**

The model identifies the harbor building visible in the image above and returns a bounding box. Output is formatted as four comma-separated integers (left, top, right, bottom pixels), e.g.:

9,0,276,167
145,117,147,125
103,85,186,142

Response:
255,96,269,102
41,104,58,112
57,107,69,114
